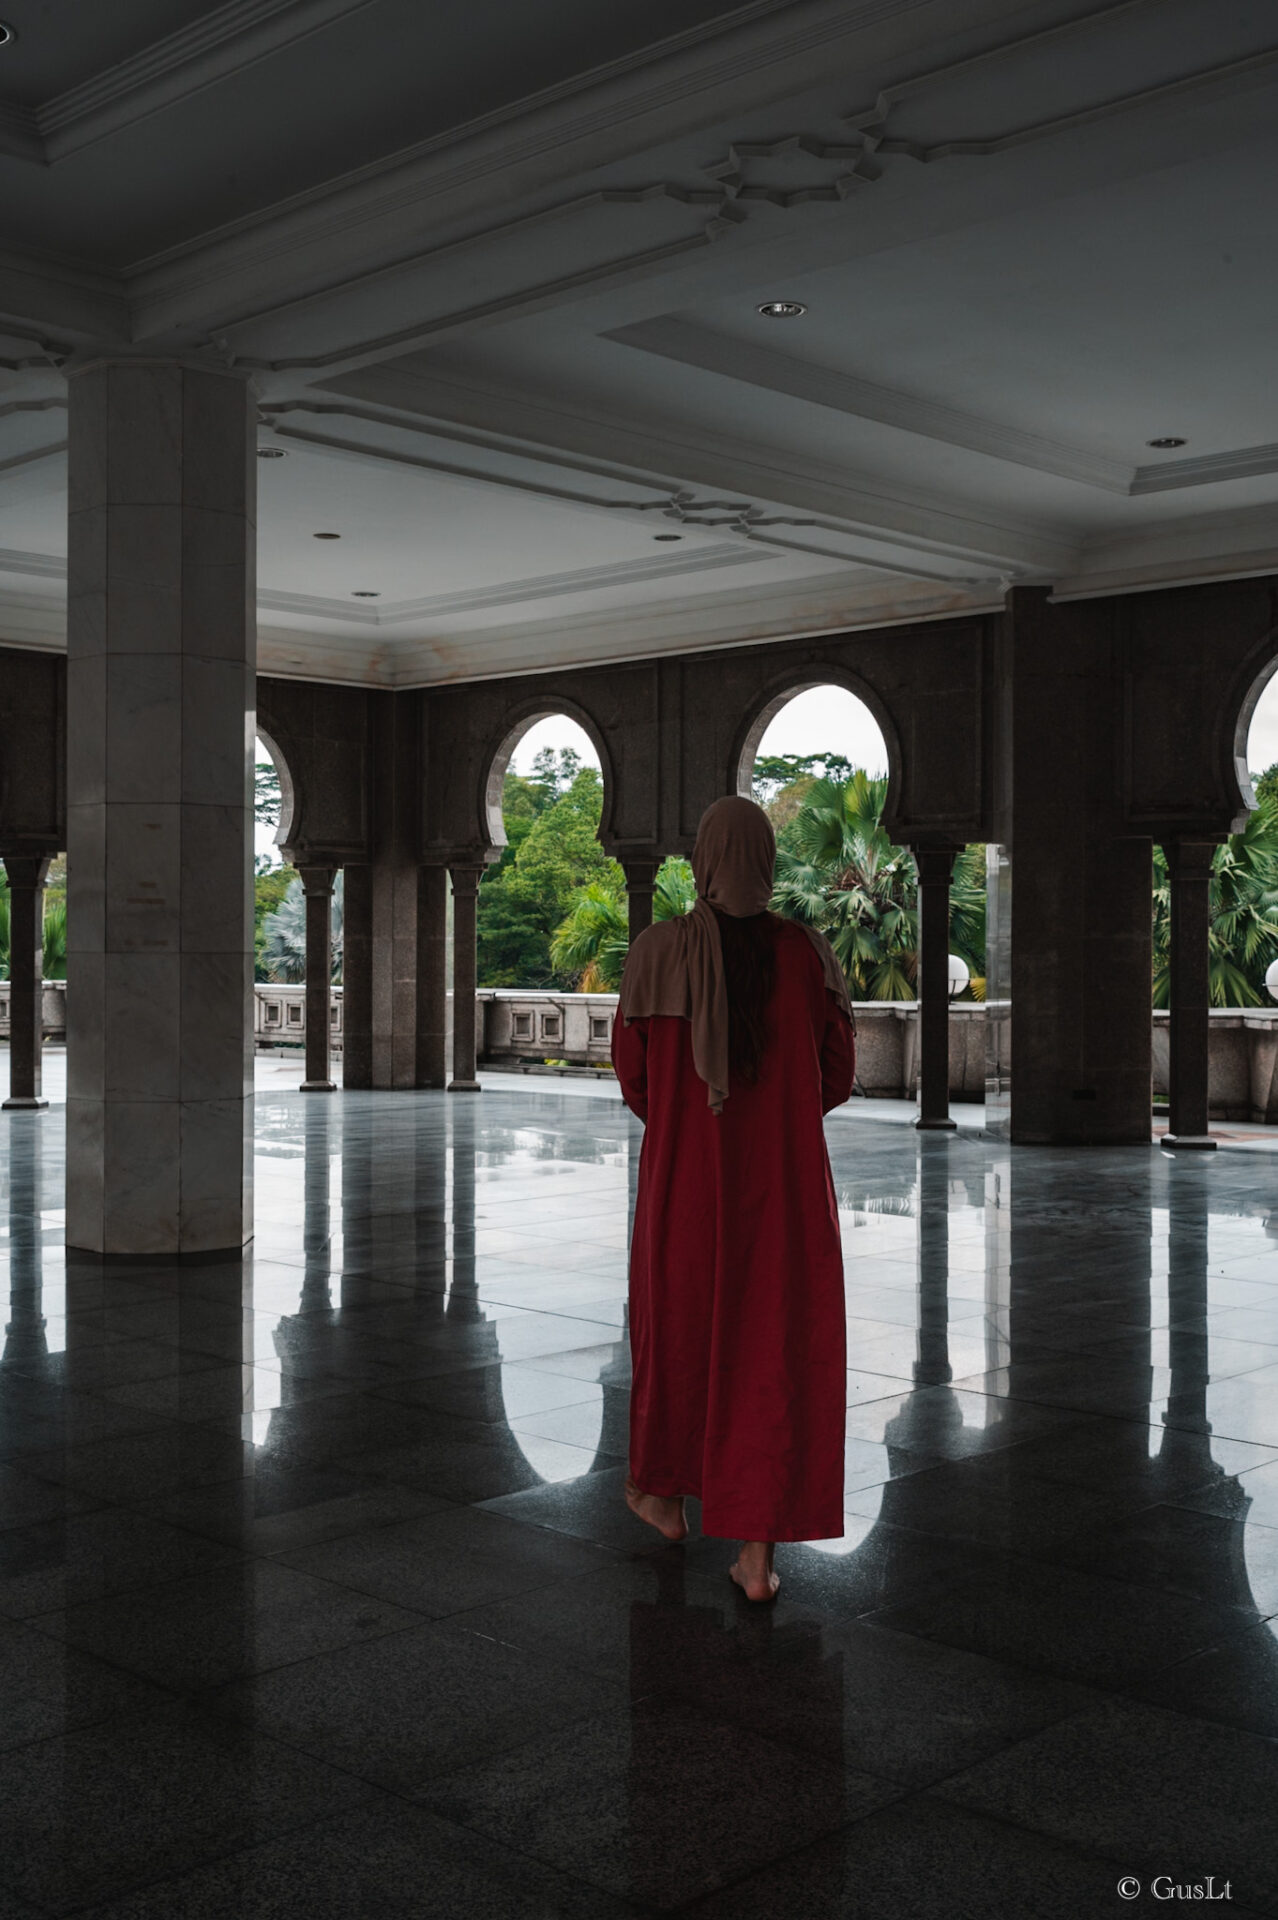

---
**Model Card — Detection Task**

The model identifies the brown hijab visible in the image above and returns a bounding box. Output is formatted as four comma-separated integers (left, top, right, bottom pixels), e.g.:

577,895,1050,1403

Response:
619,795,854,1112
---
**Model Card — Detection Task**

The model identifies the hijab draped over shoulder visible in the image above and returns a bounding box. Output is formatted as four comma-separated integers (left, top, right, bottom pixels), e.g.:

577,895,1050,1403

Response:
618,794,854,1112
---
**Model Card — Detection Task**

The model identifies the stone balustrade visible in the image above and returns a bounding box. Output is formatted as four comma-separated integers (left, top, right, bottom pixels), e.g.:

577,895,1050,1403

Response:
1,984,1275,1119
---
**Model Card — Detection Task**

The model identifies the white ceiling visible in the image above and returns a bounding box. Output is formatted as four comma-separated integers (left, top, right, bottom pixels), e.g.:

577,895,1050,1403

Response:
2,0,1277,687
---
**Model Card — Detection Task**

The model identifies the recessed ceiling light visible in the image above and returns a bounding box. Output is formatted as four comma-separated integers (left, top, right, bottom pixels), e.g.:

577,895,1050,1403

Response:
351,590,380,597
0,24,15,46
312,531,341,539
653,534,683,542
757,300,806,318
1146,437,1186,449
257,446,287,459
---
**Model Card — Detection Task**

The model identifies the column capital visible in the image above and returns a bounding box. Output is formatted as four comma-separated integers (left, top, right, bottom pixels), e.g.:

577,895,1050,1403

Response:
448,864,485,900
912,845,961,883
1,854,51,891
295,862,337,898
63,345,259,390
1164,837,1222,879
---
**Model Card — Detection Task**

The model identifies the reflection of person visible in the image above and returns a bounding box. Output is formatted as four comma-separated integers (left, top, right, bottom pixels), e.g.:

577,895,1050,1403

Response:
612,796,856,1600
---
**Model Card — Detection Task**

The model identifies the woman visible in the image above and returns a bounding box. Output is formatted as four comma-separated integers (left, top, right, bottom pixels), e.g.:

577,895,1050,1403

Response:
611,794,856,1601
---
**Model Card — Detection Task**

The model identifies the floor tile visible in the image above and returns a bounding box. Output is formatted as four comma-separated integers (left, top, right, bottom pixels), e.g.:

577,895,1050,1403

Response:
0,1504,243,1617
0,1614,172,1752
937,1697,1278,1911
419,1700,896,1910
72,1800,641,1920
0,1703,377,1915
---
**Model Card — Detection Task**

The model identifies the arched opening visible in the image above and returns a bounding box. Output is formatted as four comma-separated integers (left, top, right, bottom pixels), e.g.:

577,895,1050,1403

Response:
1243,662,1278,804
478,710,628,993
252,731,341,988
747,683,986,1006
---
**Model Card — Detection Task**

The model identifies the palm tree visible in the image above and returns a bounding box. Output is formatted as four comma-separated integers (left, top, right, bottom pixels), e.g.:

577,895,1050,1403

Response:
551,857,696,990
259,873,344,982
0,889,68,980
770,772,921,999
1153,799,1278,1007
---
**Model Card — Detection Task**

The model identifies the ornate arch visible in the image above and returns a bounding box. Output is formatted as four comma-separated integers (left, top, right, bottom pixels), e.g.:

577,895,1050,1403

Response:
726,665,903,824
1227,623,1278,828
479,694,616,855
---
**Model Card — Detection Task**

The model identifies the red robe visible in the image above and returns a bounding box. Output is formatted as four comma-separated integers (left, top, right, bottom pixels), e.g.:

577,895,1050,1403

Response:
612,917,855,1542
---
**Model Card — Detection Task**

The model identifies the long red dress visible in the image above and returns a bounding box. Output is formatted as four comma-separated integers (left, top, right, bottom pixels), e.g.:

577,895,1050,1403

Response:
612,917,856,1542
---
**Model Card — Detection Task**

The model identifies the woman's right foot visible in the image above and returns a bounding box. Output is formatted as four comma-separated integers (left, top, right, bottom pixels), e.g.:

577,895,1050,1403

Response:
730,1542,779,1602
625,1476,688,1542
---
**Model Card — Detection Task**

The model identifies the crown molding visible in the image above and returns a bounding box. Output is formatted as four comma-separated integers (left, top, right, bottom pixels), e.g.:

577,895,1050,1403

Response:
315,364,1069,572
0,547,64,580
1131,443,1278,495
606,316,1133,493
1,0,381,166
1051,548,1278,602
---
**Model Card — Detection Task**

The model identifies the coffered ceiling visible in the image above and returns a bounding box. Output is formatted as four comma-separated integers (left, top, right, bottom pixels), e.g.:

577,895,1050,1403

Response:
1,0,1275,687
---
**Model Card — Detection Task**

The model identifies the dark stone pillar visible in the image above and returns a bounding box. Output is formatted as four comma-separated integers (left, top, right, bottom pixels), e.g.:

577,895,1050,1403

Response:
914,846,957,1132
297,864,336,1093
622,858,658,946
419,865,448,1089
449,865,483,1092
914,1138,952,1387
993,588,1153,1144
3,854,51,1110
341,863,373,1089
1164,837,1219,1149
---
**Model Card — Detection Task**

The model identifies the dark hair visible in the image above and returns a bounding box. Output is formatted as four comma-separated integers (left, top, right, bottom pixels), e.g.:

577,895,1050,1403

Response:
714,908,778,1085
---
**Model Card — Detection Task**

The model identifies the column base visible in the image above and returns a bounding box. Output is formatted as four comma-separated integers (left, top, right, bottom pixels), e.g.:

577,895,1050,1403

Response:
2,1097,48,1111
300,1080,337,1093
448,1079,483,1093
914,1116,957,1132
1161,1133,1217,1150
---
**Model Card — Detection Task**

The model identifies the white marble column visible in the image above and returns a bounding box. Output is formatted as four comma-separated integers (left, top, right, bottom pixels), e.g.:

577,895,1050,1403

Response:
65,356,256,1255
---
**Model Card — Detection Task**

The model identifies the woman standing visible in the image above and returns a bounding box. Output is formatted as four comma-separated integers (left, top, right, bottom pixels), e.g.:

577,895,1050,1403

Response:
612,795,856,1600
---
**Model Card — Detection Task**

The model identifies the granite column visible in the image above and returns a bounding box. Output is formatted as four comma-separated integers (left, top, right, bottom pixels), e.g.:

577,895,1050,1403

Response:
65,357,255,1255
3,855,51,1110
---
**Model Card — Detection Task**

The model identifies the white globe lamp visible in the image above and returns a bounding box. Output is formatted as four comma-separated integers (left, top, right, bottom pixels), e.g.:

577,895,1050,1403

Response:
1266,957,1278,1003
947,954,970,1001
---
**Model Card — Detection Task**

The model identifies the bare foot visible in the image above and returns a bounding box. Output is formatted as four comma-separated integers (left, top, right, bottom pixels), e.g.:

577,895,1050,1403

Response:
625,1476,688,1542
729,1541,779,1602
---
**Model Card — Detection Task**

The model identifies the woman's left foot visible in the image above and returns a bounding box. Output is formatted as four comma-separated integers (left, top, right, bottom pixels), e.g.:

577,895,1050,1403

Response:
730,1542,779,1602
625,1477,688,1542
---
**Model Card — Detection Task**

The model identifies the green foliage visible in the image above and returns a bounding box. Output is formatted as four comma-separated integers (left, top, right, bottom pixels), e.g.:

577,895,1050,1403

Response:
258,872,344,985
477,753,621,987
1255,762,1278,809
255,758,283,830
254,865,294,981
1152,796,1278,1007
768,771,987,1001
549,855,696,991
753,751,855,806
0,880,68,981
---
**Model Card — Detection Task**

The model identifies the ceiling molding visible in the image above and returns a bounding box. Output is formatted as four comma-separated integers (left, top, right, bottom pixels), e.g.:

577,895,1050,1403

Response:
1131,444,1278,495
0,547,64,580
3,1,381,166
606,316,1133,492
319,362,1071,572
0,440,67,477
1051,549,1278,602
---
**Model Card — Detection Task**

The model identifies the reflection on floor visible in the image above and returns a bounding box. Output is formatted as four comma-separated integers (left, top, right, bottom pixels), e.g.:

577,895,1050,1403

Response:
1,1088,1278,1916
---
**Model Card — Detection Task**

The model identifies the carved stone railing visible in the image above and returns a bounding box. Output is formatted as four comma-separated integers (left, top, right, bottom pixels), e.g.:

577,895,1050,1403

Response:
2,984,1274,1119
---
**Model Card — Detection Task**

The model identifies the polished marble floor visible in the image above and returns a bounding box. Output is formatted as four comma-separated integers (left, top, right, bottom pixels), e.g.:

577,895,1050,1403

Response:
2,1083,1278,1916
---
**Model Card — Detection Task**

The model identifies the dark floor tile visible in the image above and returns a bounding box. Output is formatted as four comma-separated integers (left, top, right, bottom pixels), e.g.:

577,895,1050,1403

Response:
41,1559,426,1690
843,1450,1130,1556
141,1467,452,1555
0,1377,165,1459
0,1505,243,1617
0,1702,377,1915
842,1384,1085,1459
866,1553,1254,1689
0,1614,172,1752
681,1518,980,1616
1132,1619,1278,1739
480,1463,683,1551
340,1410,623,1502
21,1423,251,1502
1048,1504,1278,1616
420,1700,897,1910
368,1360,601,1423
0,1463,102,1533
1009,1417,1278,1505
938,1697,1278,1912
277,1504,615,1617
73,1800,641,1920
681,1793,1141,1920
209,1615,622,1790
